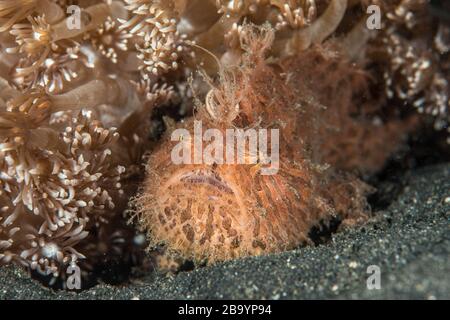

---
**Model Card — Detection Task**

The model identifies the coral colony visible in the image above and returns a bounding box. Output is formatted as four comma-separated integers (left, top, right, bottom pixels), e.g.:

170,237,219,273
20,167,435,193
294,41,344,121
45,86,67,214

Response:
0,0,448,287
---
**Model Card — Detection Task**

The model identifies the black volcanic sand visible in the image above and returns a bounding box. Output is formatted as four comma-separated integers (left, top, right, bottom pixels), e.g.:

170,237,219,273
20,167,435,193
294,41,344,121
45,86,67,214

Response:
0,163,449,300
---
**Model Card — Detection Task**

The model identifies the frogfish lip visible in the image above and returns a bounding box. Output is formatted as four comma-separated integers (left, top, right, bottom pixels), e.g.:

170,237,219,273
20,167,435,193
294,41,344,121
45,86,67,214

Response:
179,171,234,194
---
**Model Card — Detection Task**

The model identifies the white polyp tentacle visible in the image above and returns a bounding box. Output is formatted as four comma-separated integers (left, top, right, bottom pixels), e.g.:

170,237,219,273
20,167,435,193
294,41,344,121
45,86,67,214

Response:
205,89,218,119
292,0,348,51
